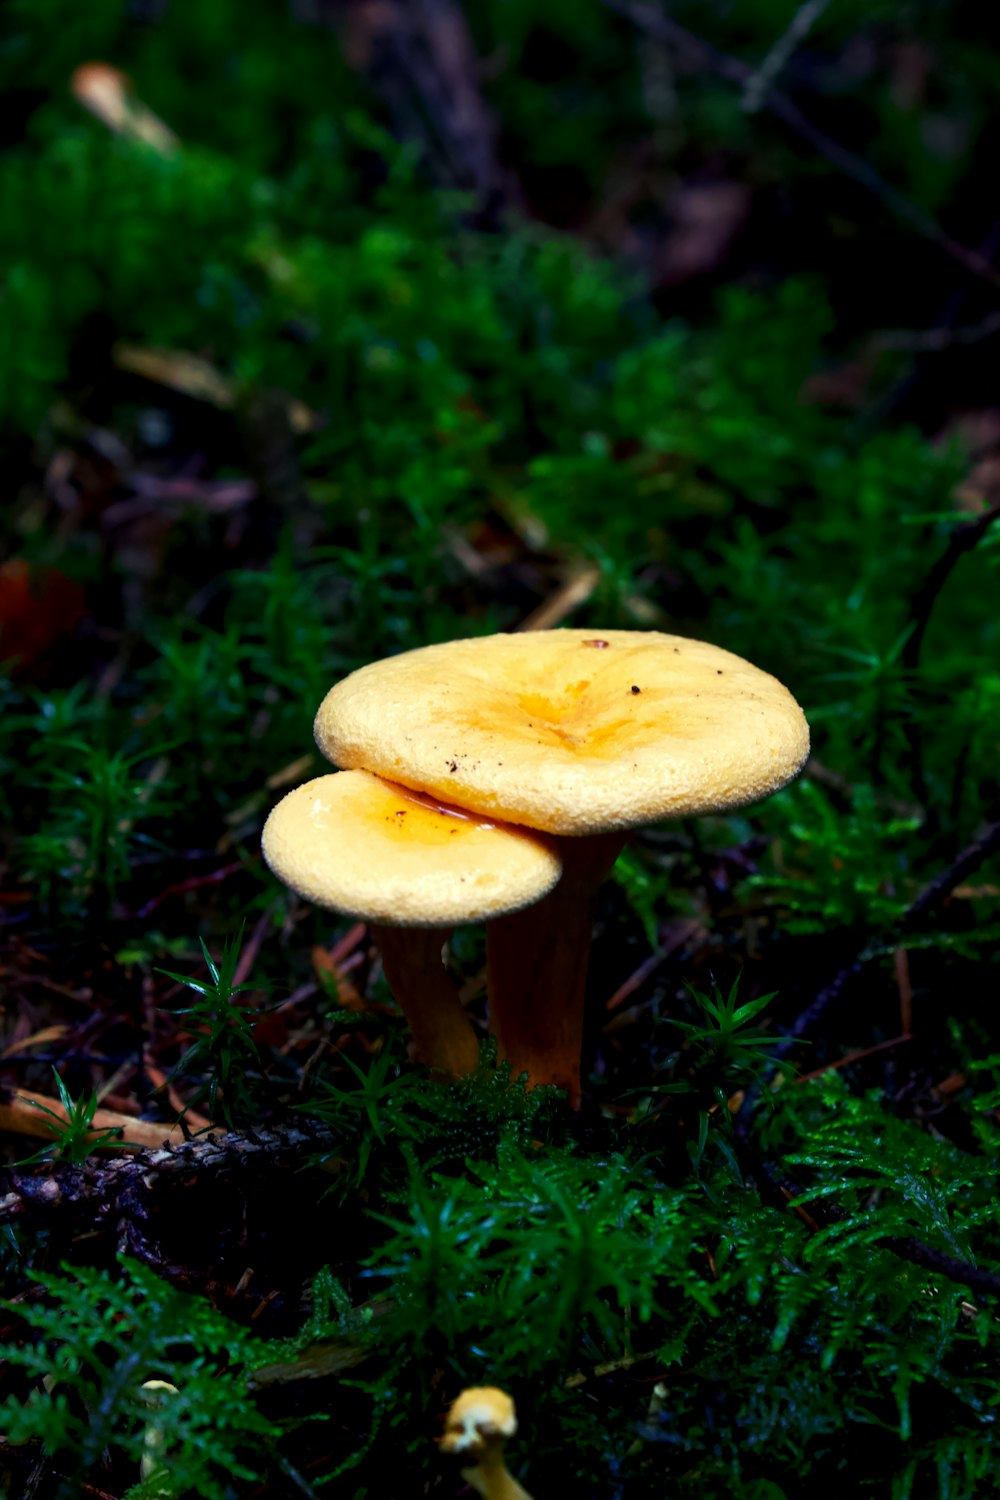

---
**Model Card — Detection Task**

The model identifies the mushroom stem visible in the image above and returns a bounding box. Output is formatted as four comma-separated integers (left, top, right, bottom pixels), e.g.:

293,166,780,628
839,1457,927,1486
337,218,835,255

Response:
486,831,627,1105
460,1443,533,1500
372,924,481,1079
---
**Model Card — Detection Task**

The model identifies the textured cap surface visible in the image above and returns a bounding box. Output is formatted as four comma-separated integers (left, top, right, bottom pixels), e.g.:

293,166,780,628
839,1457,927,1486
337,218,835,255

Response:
262,770,561,926
314,629,809,835
440,1388,518,1452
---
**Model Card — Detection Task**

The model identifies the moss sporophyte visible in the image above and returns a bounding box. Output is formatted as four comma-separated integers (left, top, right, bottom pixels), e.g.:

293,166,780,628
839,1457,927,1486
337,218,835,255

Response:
264,628,808,1102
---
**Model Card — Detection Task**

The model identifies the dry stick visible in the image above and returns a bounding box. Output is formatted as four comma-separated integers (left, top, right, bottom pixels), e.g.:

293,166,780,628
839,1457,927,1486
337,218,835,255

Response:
232,906,273,988
794,1031,912,1084
600,0,1000,294
730,816,999,1131
872,310,1000,353
759,1157,1000,1302
881,1237,1000,1301
0,1090,194,1152
903,500,1000,679
904,818,1000,926
0,1120,337,1226
782,816,1000,1046
741,0,832,114
135,858,245,919
901,499,1000,806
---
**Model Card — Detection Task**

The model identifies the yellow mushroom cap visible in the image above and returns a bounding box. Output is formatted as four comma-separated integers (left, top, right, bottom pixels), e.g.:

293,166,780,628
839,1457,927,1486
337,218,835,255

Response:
440,1387,518,1453
262,770,561,926
314,629,809,835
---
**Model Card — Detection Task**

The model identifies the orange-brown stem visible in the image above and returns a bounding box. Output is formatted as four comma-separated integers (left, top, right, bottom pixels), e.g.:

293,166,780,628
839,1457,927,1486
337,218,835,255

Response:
461,1442,533,1500
373,924,481,1079
486,832,627,1106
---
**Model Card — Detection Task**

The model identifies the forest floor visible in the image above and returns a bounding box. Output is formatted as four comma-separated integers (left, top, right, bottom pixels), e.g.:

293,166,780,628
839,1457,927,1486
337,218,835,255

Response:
2,3,1000,1497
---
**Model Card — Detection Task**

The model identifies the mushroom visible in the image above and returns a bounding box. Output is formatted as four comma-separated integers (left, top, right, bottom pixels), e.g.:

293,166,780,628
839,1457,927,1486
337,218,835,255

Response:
138,1379,179,1495
262,769,561,1077
70,63,178,155
439,1387,533,1500
314,629,809,1101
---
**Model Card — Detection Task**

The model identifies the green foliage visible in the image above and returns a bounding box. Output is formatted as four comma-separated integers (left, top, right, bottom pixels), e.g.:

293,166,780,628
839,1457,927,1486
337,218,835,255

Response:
367,1148,695,1379
159,929,267,1127
302,1035,563,1198
2,1,1000,1495
742,779,922,934
289,1064,1000,1494
18,734,172,921
16,1068,121,1164
0,1258,278,1500
667,977,781,1091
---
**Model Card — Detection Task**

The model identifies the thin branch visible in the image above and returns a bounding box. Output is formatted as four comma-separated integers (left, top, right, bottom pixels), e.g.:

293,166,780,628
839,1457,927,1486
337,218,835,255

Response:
0,1120,337,1227
781,815,1000,1044
901,499,1000,803
883,1236,1000,1301
902,818,1000,926
742,0,832,115
750,1152,1000,1303
601,0,1000,294
794,1031,912,1083
872,310,1000,353
903,501,1000,676
0,1088,194,1152
784,955,867,1042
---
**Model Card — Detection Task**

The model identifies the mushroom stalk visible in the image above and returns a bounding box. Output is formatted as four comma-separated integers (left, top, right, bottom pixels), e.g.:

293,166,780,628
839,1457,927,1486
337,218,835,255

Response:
460,1444,533,1500
262,771,558,1081
373,925,481,1079
486,831,626,1105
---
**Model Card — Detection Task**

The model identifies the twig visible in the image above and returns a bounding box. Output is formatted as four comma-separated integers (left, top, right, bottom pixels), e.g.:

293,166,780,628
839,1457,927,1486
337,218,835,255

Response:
882,1236,1000,1301
742,0,831,114
898,498,1000,812
902,818,1000,925
783,955,866,1042
872,310,1000,352
781,815,1000,1045
903,500,1000,676
232,907,272,988
143,1058,214,1133
517,564,601,632
135,858,246,919
0,1088,195,1152
0,1119,337,1227
600,0,1000,294
751,1151,1000,1302
794,1031,912,1083
894,948,913,1035
604,918,703,1011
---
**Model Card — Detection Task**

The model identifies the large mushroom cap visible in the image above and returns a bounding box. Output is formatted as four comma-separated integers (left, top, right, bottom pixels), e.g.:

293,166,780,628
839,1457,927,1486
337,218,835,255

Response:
262,770,561,926
315,630,809,835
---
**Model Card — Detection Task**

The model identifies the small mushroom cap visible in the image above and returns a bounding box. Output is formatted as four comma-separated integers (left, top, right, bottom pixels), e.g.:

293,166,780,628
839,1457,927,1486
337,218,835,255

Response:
315,629,809,835
440,1387,518,1453
70,63,178,153
262,770,561,927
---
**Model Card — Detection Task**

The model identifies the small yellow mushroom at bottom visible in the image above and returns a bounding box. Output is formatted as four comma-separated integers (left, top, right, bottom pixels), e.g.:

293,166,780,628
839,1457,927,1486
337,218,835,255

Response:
138,1379,180,1494
439,1387,534,1500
